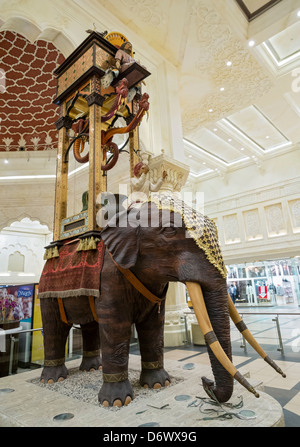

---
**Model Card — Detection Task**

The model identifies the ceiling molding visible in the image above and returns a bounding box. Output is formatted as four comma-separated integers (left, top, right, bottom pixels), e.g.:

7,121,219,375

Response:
235,0,283,22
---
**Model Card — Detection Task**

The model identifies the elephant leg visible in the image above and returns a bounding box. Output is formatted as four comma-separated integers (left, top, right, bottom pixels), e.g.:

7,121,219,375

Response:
97,296,134,407
135,299,170,389
79,320,102,372
201,285,234,403
40,298,71,383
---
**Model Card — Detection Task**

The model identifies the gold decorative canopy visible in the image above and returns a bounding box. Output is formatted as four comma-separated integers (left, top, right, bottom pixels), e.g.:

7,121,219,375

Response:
149,192,228,279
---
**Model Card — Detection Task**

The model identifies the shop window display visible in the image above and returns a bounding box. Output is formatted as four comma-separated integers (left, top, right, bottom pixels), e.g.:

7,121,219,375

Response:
226,258,300,308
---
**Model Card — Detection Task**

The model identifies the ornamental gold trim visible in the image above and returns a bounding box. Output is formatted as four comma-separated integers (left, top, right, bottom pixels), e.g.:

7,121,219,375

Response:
149,192,227,279
103,372,128,383
141,361,163,370
44,358,65,367
83,349,100,358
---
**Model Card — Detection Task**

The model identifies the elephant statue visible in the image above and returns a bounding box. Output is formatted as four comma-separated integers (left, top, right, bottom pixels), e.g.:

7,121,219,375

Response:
39,193,286,407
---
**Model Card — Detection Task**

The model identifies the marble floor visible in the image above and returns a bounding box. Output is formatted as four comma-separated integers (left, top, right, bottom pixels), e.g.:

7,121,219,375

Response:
9,305,300,427
156,306,300,427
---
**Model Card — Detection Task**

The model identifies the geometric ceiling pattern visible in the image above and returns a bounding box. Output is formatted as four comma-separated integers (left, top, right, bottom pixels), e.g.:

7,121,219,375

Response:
181,1,300,180
263,20,300,67
236,0,283,21
0,31,64,151
0,0,299,186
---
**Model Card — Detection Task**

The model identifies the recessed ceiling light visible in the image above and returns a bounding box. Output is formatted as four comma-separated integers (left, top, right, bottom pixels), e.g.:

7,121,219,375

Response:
240,147,244,151
220,87,225,91
209,108,213,113
248,40,255,47
297,10,300,17
202,162,206,165
4,159,9,164
228,138,232,142
188,155,192,158
226,61,232,66
266,135,269,139
213,128,218,132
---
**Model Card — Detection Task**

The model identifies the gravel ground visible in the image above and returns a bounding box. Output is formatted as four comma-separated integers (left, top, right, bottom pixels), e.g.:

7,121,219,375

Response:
30,367,183,408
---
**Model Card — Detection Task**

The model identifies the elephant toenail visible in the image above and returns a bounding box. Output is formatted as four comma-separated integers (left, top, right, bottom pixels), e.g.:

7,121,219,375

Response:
57,377,65,382
47,379,54,384
89,368,96,372
102,400,109,407
143,384,149,388
124,396,132,406
153,383,162,389
40,379,44,384
165,380,170,387
98,366,102,370
113,399,122,407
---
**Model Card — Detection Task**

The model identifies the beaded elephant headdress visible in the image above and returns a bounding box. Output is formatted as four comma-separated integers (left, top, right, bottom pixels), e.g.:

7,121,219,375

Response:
149,192,227,279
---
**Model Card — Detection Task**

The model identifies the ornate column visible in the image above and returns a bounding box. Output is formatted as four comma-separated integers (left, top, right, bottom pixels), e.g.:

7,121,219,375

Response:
149,149,189,194
146,150,197,346
53,107,72,242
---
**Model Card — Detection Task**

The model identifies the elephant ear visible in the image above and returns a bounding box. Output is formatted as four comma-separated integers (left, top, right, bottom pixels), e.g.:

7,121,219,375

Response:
101,209,140,269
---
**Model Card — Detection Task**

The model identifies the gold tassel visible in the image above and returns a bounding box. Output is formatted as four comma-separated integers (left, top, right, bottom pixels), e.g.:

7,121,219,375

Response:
76,239,84,252
77,237,100,252
87,236,97,250
52,246,59,258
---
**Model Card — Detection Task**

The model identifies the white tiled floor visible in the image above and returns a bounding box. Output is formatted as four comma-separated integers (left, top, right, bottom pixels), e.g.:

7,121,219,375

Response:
174,306,300,424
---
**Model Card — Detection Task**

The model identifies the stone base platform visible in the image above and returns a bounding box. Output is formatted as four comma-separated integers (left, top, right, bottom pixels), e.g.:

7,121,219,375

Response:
0,354,285,428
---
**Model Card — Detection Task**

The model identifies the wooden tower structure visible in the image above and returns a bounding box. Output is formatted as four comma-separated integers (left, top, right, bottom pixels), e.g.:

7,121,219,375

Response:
45,31,150,257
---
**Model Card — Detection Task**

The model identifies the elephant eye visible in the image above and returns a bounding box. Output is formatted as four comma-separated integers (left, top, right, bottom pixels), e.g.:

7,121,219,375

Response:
162,227,177,238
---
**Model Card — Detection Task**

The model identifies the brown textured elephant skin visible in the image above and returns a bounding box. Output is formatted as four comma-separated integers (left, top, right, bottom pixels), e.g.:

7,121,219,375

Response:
40,202,233,406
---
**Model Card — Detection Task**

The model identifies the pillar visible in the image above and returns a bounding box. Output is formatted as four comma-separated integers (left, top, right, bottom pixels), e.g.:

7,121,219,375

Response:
53,107,72,241
147,150,196,347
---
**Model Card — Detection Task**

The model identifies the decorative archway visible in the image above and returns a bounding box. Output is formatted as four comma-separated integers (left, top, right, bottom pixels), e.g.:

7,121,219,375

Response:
0,29,66,151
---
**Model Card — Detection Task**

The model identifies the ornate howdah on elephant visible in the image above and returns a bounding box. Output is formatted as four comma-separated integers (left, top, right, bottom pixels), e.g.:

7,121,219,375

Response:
38,193,286,407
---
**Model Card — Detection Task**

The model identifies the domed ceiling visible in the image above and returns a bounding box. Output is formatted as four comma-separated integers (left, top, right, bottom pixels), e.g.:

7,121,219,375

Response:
0,31,65,152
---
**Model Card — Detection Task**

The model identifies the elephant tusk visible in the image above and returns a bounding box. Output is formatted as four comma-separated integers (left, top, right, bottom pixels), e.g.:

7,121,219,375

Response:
186,282,260,398
227,295,286,378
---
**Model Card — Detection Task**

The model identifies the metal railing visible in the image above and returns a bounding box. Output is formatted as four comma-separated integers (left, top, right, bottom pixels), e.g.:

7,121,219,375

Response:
238,311,300,355
183,310,300,356
0,325,82,376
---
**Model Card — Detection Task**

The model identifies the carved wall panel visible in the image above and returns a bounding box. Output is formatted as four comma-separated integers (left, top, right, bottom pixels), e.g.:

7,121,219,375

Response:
288,199,300,233
243,209,263,241
223,213,241,244
264,203,287,237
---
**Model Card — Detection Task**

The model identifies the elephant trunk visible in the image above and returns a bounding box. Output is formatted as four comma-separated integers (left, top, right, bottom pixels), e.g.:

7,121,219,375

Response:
186,282,259,403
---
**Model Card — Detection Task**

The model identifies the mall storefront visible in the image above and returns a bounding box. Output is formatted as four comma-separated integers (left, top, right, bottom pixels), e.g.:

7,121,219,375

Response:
226,257,300,308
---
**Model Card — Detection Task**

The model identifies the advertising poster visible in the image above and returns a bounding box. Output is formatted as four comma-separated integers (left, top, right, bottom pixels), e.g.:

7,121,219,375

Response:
0,284,34,323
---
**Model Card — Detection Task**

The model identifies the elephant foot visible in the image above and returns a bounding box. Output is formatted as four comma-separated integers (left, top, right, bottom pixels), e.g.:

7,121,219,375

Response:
99,380,134,407
201,376,233,404
79,355,102,372
40,364,69,384
140,368,171,389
